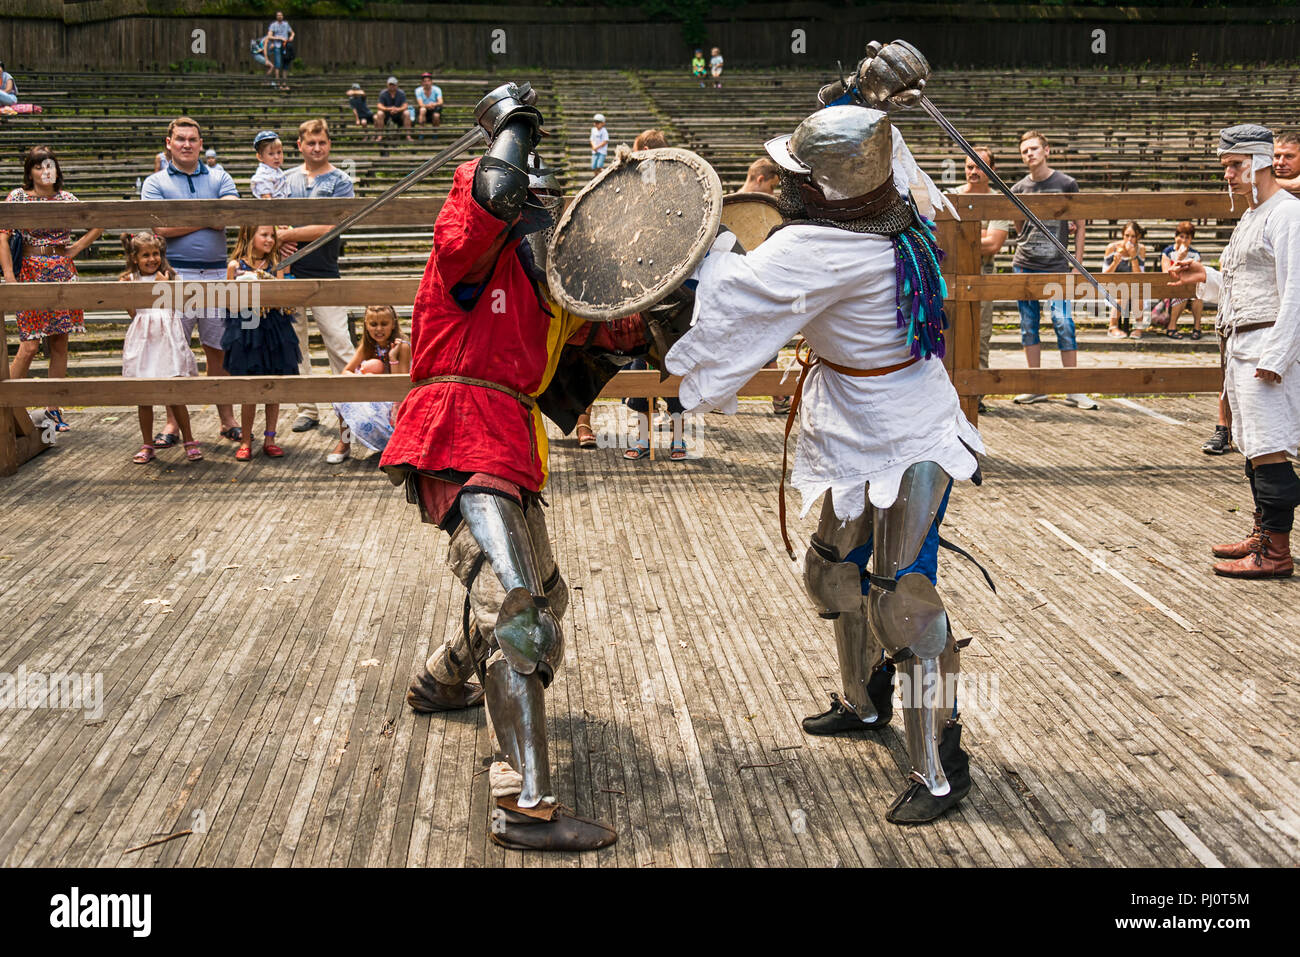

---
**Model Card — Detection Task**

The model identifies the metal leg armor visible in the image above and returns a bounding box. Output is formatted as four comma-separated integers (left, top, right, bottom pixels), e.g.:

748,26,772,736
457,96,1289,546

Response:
862,462,972,823
407,498,569,714
801,489,893,732
444,492,614,850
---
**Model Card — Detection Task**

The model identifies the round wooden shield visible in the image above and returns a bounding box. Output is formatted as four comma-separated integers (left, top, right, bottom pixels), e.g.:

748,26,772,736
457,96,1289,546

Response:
720,192,785,252
546,146,723,321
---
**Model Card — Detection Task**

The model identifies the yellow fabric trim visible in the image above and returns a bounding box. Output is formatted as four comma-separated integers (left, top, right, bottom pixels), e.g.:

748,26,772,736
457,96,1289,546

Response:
529,296,590,489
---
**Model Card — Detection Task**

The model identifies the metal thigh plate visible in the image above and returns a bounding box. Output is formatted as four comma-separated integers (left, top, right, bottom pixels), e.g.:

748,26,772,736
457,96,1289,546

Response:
485,657,554,808
872,461,950,578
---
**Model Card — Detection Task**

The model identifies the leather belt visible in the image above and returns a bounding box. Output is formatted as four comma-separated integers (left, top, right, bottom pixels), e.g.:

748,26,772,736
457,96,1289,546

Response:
24,244,68,256
413,375,536,410
1219,320,1276,339
779,340,920,558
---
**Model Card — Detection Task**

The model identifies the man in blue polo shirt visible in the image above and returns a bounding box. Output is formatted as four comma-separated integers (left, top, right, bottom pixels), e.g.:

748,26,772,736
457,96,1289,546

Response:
141,116,242,442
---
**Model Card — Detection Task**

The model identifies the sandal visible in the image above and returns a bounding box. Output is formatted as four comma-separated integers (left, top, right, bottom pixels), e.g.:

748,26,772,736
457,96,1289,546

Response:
153,431,180,449
1191,329,1203,340
235,445,254,462
184,440,203,461
219,426,243,442
623,439,650,461
670,439,688,461
1165,329,1184,339
45,409,70,432
576,423,597,450
132,445,155,464
1106,327,1128,339
262,431,284,457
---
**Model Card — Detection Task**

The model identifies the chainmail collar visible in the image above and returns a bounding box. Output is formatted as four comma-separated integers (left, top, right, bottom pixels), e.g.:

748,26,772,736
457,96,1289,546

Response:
775,169,916,236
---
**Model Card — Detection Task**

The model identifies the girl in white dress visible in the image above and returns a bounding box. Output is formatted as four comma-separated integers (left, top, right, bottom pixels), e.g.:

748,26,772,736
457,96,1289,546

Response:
119,232,201,463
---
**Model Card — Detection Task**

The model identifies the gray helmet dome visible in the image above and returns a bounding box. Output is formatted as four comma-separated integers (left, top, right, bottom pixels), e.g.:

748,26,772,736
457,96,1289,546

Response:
765,105,894,201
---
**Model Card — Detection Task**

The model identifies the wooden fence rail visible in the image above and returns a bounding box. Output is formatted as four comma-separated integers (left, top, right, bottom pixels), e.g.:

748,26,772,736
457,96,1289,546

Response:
2,191,1238,475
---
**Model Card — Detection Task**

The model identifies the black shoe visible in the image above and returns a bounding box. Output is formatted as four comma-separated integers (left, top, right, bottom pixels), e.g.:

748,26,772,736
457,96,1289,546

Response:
291,415,319,433
1201,425,1232,455
884,722,972,825
802,687,890,736
977,400,989,414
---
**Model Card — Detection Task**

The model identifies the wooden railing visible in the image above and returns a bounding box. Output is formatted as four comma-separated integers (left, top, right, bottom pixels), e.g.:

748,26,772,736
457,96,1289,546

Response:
2,192,1235,475
936,190,1233,423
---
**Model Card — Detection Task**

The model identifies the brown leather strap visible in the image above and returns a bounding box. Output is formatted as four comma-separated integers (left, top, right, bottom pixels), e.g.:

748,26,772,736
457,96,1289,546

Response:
778,342,920,558
1227,320,1276,337
818,355,921,378
413,375,537,410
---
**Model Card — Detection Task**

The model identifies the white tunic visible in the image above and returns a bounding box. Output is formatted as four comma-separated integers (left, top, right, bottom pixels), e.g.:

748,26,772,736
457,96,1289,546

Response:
665,225,984,521
1197,189,1300,458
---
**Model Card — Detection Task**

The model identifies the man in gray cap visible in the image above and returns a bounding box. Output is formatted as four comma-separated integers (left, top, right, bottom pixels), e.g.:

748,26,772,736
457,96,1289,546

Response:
1170,124,1300,579
377,76,412,139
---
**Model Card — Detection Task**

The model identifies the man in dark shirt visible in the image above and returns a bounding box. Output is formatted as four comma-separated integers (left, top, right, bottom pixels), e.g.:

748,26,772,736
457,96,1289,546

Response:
1010,129,1096,409
377,76,412,140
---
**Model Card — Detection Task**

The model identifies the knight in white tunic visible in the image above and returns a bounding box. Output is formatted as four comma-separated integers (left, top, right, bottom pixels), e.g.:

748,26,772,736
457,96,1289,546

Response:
1170,124,1300,580
666,106,987,825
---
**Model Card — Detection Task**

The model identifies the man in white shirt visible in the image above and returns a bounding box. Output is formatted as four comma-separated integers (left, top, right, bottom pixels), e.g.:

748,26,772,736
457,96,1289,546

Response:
667,107,987,825
1170,124,1300,579
589,113,608,170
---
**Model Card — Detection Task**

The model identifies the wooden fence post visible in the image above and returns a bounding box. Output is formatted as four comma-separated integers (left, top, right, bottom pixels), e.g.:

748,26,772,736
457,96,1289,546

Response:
936,215,984,426
0,314,49,477
0,314,14,476
952,219,983,426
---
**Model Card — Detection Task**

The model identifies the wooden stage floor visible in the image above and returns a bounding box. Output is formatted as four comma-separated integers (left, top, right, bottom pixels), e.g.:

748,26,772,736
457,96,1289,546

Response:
1,395,1297,868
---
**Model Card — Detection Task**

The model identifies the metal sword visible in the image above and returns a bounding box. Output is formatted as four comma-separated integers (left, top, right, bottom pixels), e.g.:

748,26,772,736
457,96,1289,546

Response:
271,125,488,274
915,95,1120,311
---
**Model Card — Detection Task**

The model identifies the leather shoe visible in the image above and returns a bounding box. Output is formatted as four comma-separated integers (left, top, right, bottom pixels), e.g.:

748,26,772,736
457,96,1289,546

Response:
1212,529,1293,579
291,415,319,433
1211,510,1261,559
406,669,485,712
489,802,616,851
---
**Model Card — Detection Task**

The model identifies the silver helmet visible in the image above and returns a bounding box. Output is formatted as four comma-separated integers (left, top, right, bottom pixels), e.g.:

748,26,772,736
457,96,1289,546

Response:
523,152,563,274
765,105,893,202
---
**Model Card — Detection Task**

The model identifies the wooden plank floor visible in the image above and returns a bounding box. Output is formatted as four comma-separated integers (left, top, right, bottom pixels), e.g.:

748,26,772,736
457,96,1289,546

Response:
0,392,1297,868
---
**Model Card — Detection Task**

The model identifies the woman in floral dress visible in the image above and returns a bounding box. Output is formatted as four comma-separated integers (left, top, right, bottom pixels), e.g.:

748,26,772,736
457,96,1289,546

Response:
1,145,103,431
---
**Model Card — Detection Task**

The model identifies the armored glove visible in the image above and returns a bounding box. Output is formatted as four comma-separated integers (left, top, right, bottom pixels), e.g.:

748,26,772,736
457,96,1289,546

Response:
819,40,931,110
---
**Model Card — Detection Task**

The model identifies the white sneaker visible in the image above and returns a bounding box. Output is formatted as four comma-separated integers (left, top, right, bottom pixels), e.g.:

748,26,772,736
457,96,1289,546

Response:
1066,393,1099,410
1013,393,1048,404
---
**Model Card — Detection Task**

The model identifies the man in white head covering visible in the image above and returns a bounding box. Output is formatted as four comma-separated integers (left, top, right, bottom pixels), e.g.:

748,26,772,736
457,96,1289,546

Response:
665,104,988,825
1169,124,1300,579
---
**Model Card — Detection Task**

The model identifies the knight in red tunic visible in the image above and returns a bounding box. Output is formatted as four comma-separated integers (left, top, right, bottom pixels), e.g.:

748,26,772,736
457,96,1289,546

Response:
380,84,649,851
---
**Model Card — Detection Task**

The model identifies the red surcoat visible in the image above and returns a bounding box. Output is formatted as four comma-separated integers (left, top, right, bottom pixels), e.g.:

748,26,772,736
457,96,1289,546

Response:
381,159,555,491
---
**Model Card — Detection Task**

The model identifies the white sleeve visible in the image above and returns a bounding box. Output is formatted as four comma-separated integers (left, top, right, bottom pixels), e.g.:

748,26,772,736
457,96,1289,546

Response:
1196,265,1223,305
1257,208,1300,374
665,229,845,413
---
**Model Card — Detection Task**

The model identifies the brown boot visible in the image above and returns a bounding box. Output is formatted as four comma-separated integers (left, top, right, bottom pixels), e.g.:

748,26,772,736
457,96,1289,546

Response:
1212,529,1293,579
406,668,485,713
1211,510,1262,559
